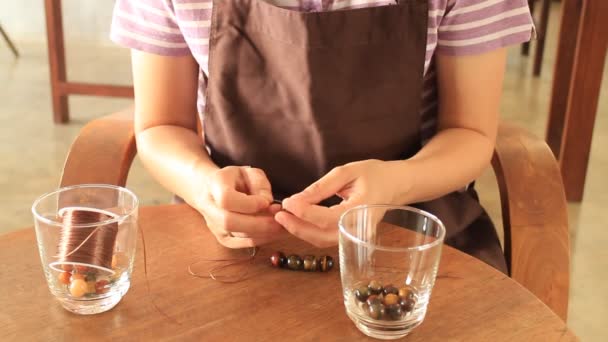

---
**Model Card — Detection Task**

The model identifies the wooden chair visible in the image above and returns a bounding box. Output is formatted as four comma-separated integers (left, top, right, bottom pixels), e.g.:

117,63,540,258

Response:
0,23,19,58
522,0,552,76
58,109,571,321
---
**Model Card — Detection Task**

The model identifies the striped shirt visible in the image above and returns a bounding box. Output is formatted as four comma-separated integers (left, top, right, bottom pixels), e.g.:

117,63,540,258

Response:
111,0,534,142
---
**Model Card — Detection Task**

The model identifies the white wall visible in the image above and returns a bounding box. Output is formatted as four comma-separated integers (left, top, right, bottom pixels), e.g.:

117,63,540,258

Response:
0,0,116,44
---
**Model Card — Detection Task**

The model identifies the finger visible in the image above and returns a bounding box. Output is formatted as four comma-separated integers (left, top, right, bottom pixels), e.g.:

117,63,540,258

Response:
275,211,337,248
218,234,281,249
291,166,354,204
241,167,273,202
268,203,283,215
207,205,285,235
230,229,290,240
211,184,269,214
283,196,360,229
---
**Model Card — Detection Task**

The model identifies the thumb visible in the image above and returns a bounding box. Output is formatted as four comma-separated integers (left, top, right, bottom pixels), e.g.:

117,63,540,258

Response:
241,167,273,203
291,166,353,204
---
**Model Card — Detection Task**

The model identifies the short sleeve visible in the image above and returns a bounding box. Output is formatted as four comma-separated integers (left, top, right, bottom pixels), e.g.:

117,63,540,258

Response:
436,0,535,56
110,0,191,56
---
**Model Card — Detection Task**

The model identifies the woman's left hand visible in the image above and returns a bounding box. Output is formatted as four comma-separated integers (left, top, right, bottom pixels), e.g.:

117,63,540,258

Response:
275,159,409,248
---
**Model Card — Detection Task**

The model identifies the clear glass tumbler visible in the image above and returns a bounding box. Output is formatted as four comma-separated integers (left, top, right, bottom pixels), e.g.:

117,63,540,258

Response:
339,205,446,339
32,184,138,315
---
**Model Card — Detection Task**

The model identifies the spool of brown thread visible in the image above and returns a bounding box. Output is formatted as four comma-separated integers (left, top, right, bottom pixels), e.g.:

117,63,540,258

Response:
52,207,119,273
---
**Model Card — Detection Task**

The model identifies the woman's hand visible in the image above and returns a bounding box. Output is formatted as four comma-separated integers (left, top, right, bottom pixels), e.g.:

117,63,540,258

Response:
275,160,409,248
194,166,286,248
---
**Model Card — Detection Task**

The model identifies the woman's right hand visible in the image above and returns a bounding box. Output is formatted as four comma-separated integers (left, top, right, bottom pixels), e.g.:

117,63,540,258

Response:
193,166,286,248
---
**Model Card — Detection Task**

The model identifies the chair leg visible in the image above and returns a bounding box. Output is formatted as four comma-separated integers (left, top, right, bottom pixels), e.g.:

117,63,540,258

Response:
522,0,536,56
44,0,69,123
533,0,552,76
0,24,20,58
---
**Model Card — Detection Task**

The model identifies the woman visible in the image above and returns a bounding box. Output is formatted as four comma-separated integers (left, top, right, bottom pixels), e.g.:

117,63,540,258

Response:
111,0,534,273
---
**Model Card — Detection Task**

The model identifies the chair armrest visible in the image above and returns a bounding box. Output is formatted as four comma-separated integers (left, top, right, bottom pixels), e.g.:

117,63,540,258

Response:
492,122,570,321
60,108,136,187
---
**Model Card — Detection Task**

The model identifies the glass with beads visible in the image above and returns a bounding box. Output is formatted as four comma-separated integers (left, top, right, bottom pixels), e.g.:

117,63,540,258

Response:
339,205,446,339
32,184,139,315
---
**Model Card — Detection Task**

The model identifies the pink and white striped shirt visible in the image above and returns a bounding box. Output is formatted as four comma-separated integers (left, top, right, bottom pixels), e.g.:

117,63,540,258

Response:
111,0,534,141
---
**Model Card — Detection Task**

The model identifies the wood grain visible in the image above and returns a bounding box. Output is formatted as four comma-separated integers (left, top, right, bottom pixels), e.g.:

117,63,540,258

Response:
58,83,134,98
1,205,577,341
44,0,69,123
60,109,136,188
558,0,608,201
533,0,552,76
492,122,570,321
546,0,583,156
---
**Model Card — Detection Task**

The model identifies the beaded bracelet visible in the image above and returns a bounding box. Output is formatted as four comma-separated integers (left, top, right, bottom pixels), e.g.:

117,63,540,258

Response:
270,251,334,272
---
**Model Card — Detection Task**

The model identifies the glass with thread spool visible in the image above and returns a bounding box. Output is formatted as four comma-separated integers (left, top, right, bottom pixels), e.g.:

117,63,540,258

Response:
32,184,138,315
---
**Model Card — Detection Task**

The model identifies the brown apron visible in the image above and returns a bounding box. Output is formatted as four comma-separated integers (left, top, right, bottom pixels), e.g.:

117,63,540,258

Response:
203,0,507,274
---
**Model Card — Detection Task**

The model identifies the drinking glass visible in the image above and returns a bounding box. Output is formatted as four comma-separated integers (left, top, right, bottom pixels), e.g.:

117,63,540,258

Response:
32,184,138,315
339,205,446,339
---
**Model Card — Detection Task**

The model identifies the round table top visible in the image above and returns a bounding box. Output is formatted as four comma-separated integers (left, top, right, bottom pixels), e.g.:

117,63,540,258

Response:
1,204,577,341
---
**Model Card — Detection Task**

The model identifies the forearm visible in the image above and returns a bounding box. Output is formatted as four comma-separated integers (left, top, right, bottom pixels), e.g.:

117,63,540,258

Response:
391,127,495,204
136,125,219,207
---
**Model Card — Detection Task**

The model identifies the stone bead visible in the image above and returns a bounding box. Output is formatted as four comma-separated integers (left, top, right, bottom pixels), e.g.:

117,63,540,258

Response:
355,286,371,302
384,293,399,306
69,279,88,298
368,280,383,295
303,255,317,272
270,252,286,268
366,295,382,307
399,297,416,312
367,302,385,320
383,285,399,296
286,255,303,271
398,285,416,301
317,256,334,272
385,304,403,320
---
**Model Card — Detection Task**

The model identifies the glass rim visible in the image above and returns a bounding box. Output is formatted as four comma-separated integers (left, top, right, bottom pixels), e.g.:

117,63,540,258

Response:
31,184,139,228
338,204,446,252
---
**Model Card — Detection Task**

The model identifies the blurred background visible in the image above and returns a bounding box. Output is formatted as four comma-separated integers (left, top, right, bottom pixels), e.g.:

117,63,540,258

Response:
1,0,606,340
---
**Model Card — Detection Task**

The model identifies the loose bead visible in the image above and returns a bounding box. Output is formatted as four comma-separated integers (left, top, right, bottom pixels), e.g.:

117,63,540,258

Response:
399,297,416,312
286,255,303,271
69,279,88,298
384,293,399,306
385,304,403,320
355,286,371,302
270,252,286,268
368,280,383,295
368,302,385,320
58,272,71,285
398,285,416,300
366,295,382,307
303,255,316,272
383,285,399,296
70,273,85,282
86,281,96,294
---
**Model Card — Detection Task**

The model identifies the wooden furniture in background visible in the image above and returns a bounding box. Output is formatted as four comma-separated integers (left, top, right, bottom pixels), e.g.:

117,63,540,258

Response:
547,0,608,201
58,110,570,321
44,0,134,124
522,0,552,76
0,204,577,340
0,23,20,58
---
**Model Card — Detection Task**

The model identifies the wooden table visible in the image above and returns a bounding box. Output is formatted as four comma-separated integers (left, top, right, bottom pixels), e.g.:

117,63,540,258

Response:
547,0,608,201
1,205,577,341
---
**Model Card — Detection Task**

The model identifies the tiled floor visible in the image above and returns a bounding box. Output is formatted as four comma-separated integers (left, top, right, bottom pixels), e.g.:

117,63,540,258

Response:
1,4,606,341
